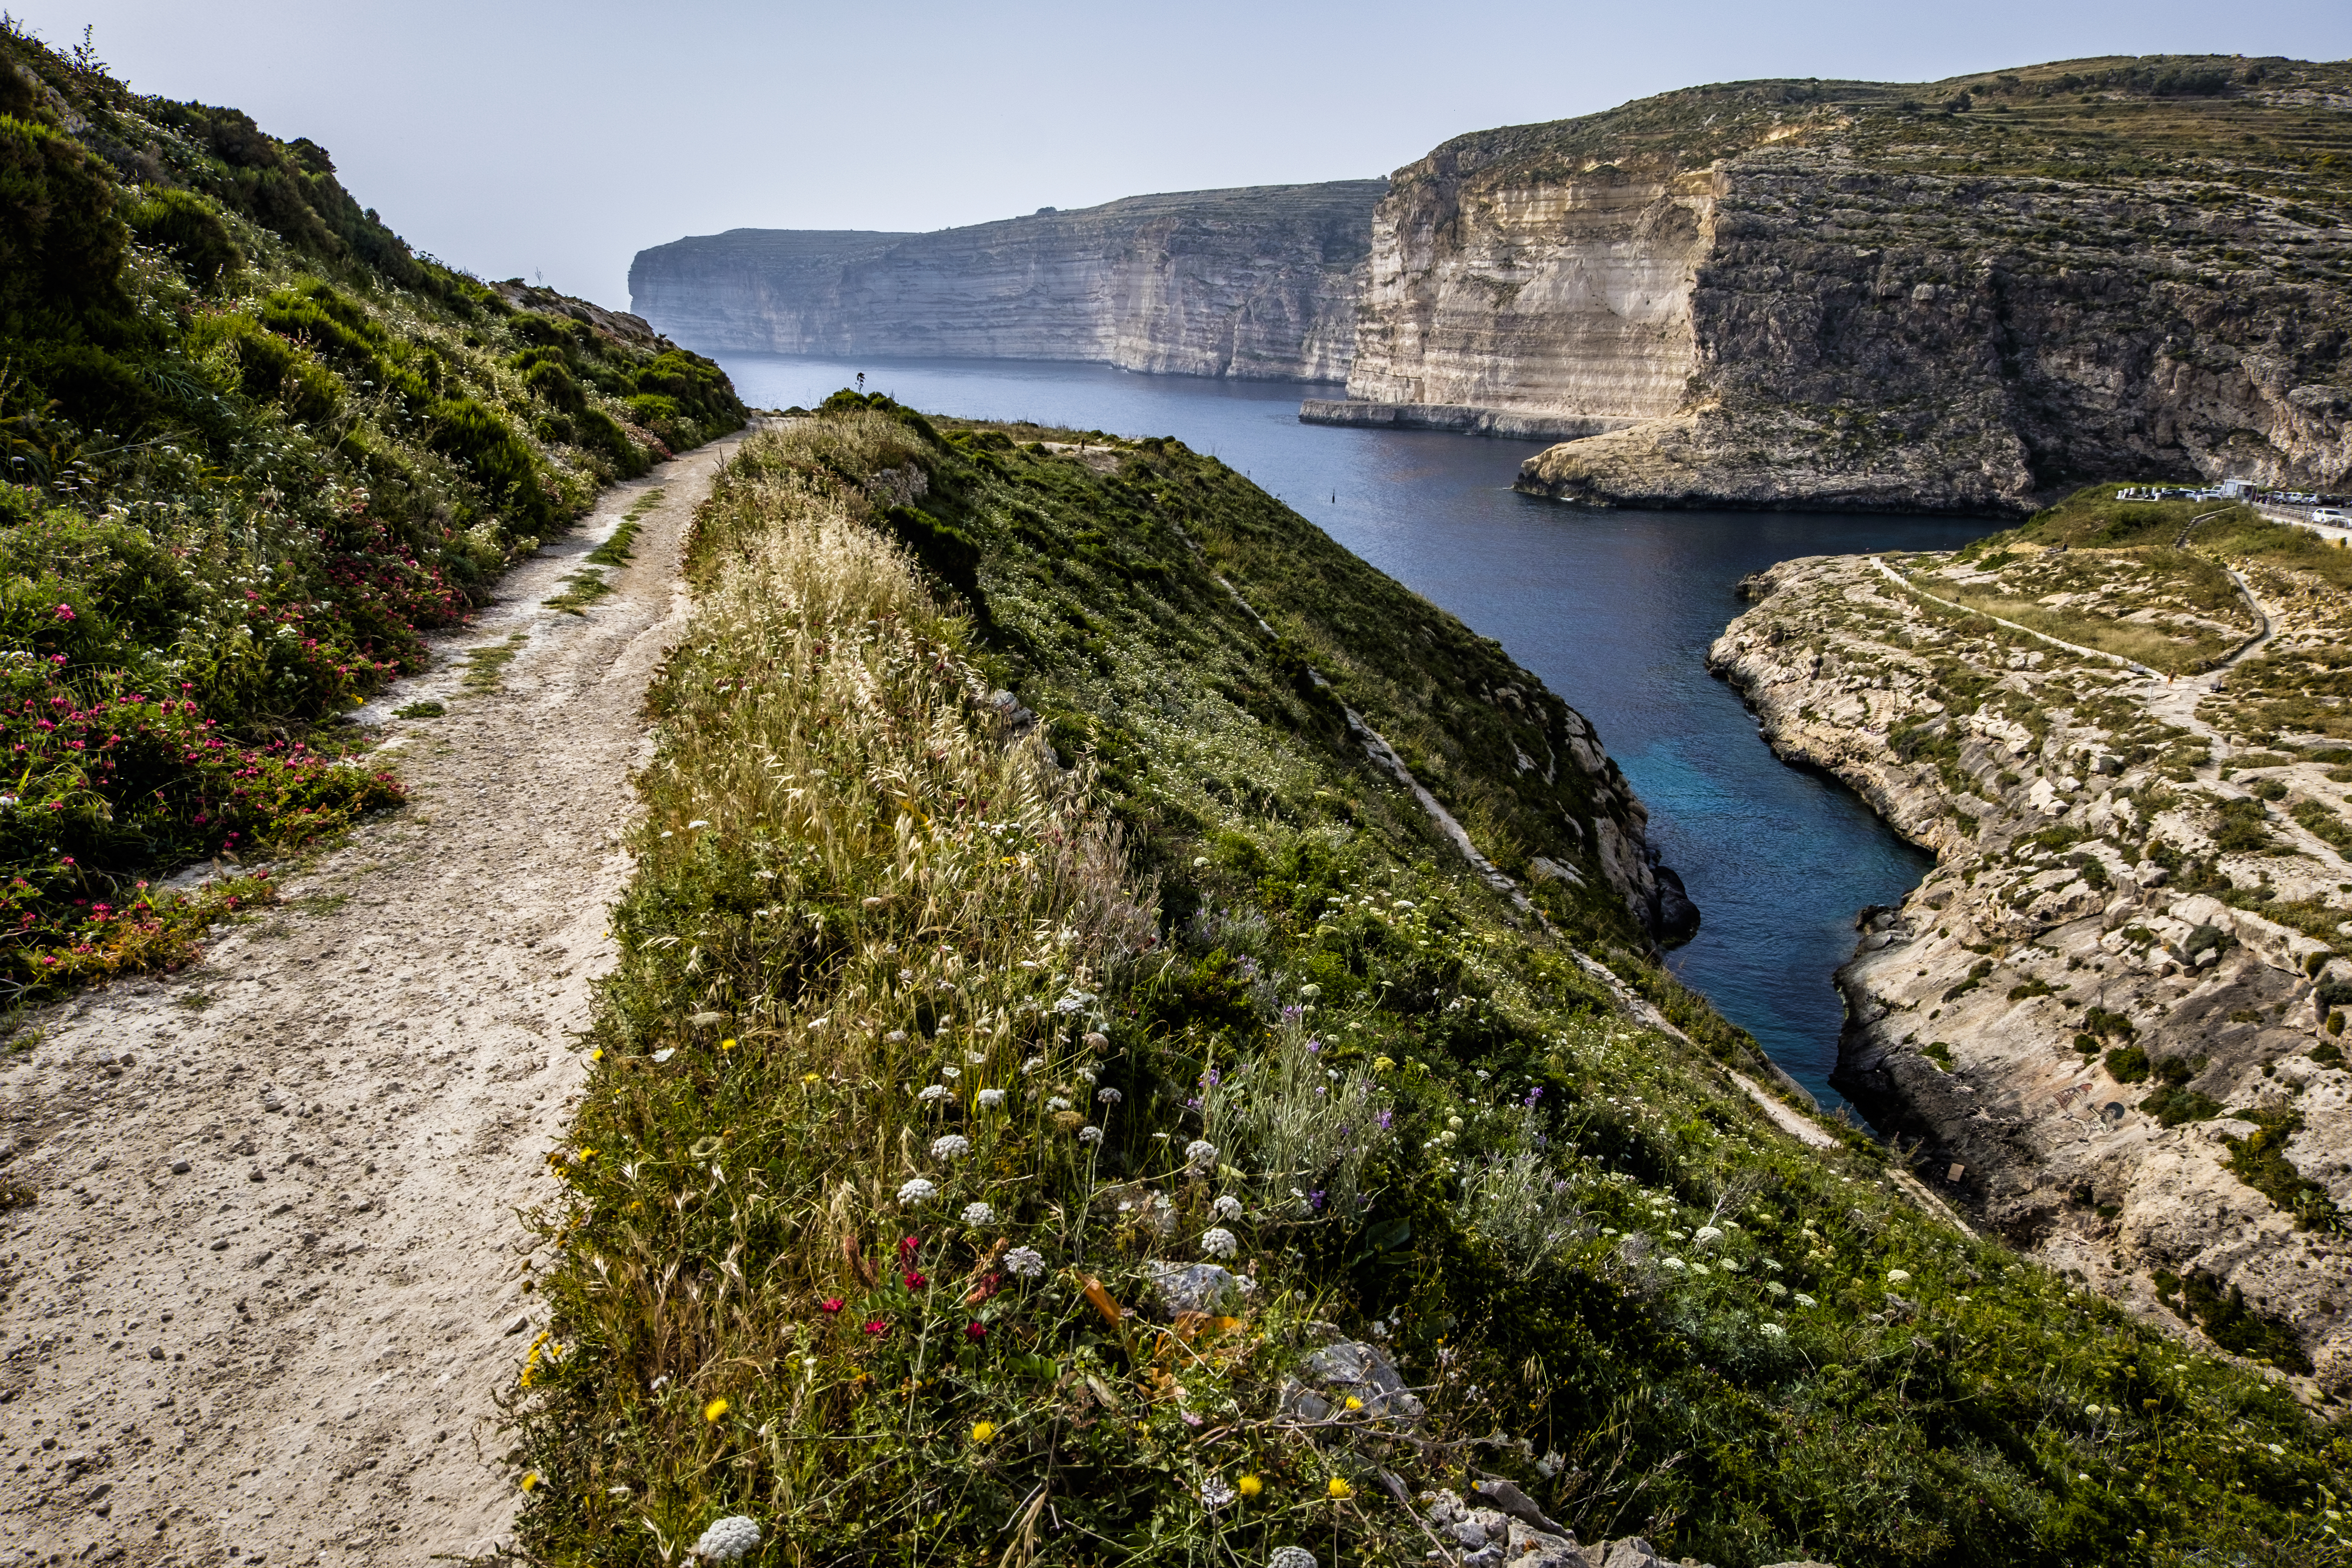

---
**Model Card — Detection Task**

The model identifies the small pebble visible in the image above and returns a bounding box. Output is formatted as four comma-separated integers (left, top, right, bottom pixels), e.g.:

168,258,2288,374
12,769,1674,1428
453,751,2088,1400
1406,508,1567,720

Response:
170,1160,191,1175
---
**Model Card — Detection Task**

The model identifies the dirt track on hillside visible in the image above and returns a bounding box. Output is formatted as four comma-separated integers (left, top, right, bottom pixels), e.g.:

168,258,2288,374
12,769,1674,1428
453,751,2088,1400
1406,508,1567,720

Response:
0,429,747,1567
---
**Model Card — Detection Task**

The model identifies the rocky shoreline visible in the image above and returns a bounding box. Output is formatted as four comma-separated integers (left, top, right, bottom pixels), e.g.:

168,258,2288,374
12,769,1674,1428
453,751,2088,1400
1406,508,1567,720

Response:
1705,526,2352,1398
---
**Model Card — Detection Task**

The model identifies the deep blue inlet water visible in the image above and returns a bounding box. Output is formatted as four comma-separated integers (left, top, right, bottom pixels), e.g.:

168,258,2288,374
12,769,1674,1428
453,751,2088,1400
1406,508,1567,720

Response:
712,353,1996,1106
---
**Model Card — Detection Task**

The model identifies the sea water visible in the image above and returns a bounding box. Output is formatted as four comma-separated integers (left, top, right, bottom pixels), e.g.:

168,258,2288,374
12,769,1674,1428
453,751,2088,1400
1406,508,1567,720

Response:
711,353,1994,1105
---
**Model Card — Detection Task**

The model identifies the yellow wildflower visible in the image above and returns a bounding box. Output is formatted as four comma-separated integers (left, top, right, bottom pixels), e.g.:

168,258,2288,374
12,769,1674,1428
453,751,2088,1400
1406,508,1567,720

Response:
971,1421,995,1442
1237,1474,1262,1498
704,1396,729,1423
519,1471,539,1491
1328,1477,1354,1500
721,1038,736,1051
803,1072,820,1084
1344,1396,1362,1411
1373,1056,1396,1073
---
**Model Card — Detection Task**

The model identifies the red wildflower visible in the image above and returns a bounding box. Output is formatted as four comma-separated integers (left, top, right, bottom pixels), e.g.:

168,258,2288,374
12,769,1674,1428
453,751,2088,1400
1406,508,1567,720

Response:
862,1320,888,1335
903,1270,927,1290
820,1298,845,1314
898,1236,920,1259
964,1322,986,1343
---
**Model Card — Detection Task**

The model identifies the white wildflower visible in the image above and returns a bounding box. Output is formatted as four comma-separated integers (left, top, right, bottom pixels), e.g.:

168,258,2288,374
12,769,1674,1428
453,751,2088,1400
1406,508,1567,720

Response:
1765,1282,1787,1298
884,1030,908,1044
1184,1139,1218,1173
1689,1262,1712,1276
1097,1087,1122,1105
1793,1293,1818,1308
1003,1246,1045,1278
1660,1257,1687,1272
1692,1226,1724,1245
1078,1126,1104,1145
1886,1268,1912,1284
1046,1096,1072,1111
1717,1259,1740,1273
977,1088,1006,1109
896,1178,938,1204
965,1051,986,1065
1211,1194,1244,1222
650,1048,675,1064
1201,1227,1238,1259
931,1134,971,1161
1269,1548,1316,1568
692,1514,762,1562
1200,1477,1237,1509
1021,1056,1045,1074
962,1202,995,1226
917,1085,952,1103
942,1066,961,1079
1759,1323,1787,1340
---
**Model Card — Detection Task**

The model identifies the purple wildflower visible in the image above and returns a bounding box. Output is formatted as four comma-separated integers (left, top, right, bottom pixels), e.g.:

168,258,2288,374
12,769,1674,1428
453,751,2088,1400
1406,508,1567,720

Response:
1378,1110,1393,1130
1308,1189,1326,1211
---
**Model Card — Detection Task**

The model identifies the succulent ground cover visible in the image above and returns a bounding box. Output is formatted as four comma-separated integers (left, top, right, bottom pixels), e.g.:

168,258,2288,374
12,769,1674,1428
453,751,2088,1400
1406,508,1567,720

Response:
514,412,2351,1567
0,22,742,999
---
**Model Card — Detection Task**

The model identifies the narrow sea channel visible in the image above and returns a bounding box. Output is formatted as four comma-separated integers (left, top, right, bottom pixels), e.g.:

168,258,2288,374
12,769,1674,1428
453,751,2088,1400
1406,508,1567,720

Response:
710,353,1995,1106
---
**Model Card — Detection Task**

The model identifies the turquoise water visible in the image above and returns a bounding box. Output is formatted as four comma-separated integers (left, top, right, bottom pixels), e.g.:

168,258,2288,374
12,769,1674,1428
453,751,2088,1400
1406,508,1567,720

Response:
712,353,1995,1105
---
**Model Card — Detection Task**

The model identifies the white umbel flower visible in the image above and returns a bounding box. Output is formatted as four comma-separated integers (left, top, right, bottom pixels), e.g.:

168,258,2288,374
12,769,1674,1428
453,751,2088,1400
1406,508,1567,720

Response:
1184,1139,1218,1173
917,1084,951,1103
896,1178,938,1204
977,1088,1006,1109
1078,1126,1104,1145
1097,1087,1122,1104
930,1134,971,1161
1692,1226,1724,1245
692,1515,762,1562
962,1201,995,1225
1201,1227,1238,1259
1211,1194,1243,1222
1004,1245,1045,1277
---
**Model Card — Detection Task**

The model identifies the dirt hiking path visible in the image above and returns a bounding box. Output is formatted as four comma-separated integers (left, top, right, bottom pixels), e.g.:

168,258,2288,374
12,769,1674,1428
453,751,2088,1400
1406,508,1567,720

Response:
0,428,750,1567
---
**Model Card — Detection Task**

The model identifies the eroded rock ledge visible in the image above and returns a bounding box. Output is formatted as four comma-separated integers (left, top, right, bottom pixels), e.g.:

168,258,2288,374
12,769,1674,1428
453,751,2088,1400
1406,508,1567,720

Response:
1706,530,2352,1393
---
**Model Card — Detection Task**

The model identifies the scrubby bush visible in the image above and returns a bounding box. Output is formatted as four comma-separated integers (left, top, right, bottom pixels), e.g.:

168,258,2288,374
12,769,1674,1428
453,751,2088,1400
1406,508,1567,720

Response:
126,186,241,285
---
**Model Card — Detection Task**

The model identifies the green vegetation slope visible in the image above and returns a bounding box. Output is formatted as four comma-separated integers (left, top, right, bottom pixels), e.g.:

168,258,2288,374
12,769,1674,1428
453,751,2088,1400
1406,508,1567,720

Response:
0,23,743,998
513,404,2350,1568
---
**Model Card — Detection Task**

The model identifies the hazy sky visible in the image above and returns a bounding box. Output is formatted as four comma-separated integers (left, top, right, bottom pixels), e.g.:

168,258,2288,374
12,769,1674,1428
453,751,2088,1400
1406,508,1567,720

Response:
13,0,2350,310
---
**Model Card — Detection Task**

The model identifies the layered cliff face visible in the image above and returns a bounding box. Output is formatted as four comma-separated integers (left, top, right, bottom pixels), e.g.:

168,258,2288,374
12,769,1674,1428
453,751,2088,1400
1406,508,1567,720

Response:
630,182,1386,381
1335,57,2352,508
1346,165,1718,419
1706,489,2352,1387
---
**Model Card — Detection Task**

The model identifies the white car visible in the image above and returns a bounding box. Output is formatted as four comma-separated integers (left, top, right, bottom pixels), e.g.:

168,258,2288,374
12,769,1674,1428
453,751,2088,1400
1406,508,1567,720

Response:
2314,508,2349,524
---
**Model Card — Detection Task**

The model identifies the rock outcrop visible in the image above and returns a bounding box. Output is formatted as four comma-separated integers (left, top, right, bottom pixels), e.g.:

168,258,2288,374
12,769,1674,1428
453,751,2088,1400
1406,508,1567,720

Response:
1321,57,2352,508
629,182,1386,380
1706,502,2352,1386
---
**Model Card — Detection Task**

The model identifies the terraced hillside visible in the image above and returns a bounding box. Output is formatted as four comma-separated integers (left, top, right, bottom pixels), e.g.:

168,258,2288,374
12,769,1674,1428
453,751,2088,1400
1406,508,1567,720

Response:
1710,491,2352,1388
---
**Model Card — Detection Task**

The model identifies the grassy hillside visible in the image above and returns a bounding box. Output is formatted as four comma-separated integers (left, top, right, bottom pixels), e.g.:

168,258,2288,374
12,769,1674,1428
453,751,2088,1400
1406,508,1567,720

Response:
512,404,2349,1568
0,22,743,999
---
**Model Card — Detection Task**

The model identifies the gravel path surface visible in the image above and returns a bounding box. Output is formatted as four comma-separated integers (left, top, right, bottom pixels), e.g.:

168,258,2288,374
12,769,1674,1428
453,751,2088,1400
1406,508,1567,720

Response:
0,428,749,1567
